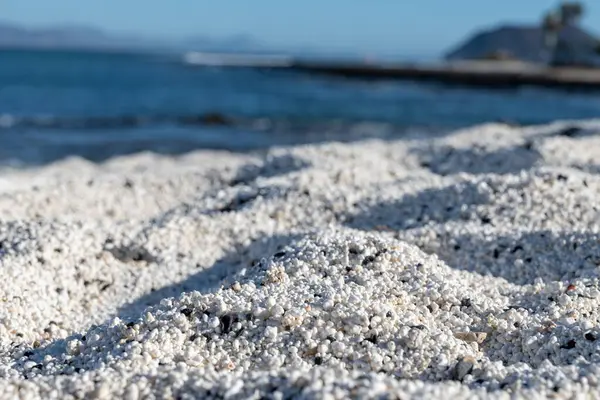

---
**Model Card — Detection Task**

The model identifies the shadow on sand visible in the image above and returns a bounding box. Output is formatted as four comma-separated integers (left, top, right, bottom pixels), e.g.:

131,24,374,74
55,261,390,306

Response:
229,153,312,186
117,232,303,319
432,230,600,286
11,232,303,377
415,143,542,176
342,180,493,231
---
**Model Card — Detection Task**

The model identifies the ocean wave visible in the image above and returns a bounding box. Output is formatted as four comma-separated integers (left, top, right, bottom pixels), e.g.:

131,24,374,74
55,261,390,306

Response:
0,112,236,131
0,112,448,165
0,112,443,138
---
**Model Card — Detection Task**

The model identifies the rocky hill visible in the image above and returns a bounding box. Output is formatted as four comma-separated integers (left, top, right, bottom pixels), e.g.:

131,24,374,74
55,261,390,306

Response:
445,24,599,63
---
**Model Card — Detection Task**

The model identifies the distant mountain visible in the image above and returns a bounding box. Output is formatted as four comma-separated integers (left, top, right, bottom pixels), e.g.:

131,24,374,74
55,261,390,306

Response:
0,22,162,51
181,35,366,58
0,22,270,54
445,24,599,64
0,22,423,62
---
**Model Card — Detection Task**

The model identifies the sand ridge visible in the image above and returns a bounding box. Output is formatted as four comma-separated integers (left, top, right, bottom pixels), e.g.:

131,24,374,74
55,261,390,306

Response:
0,121,599,398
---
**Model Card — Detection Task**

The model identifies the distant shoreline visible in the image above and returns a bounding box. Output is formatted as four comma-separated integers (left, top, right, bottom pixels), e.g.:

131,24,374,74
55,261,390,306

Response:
178,53,600,91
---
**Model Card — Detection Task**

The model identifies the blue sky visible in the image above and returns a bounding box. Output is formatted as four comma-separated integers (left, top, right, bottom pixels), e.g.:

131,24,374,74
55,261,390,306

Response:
1,1,598,56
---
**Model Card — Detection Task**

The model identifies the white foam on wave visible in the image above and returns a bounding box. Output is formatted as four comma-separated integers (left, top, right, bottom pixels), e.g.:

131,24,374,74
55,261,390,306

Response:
182,51,294,68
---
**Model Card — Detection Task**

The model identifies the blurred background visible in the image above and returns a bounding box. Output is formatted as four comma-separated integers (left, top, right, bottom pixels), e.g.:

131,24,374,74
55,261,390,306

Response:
0,0,599,165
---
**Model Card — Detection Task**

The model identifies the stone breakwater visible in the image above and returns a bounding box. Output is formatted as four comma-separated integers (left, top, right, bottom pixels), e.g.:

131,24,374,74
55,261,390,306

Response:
0,120,599,398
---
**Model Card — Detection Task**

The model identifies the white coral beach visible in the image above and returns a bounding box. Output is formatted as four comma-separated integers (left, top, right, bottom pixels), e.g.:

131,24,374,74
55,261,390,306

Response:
0,121,599,399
